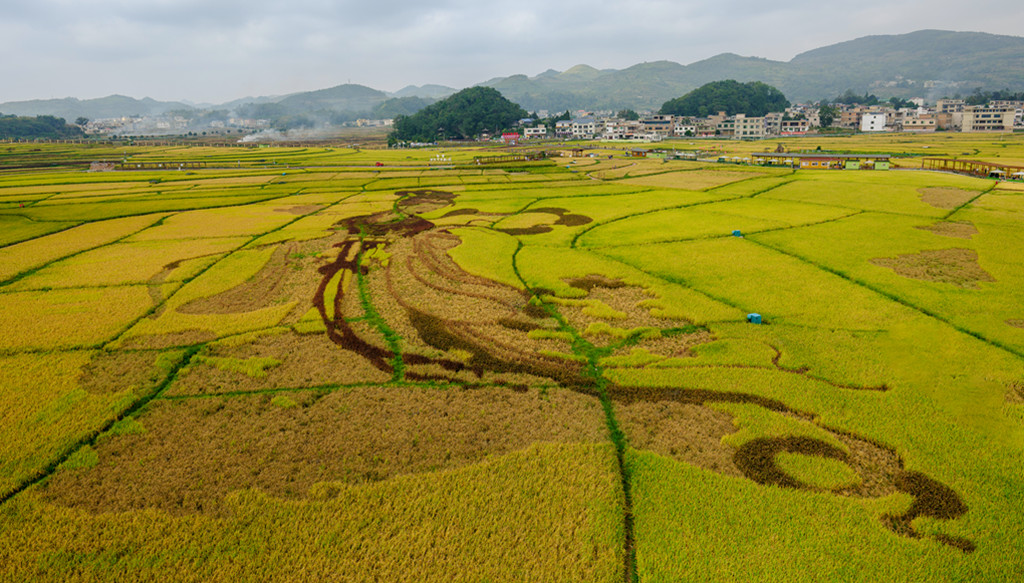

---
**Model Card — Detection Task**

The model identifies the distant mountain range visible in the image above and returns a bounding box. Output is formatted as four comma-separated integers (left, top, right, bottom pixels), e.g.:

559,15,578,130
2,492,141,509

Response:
3,30,1023,122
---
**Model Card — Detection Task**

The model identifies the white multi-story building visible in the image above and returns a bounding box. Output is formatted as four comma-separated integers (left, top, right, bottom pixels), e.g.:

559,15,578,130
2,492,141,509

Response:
861,113,887,132
523,126,547,139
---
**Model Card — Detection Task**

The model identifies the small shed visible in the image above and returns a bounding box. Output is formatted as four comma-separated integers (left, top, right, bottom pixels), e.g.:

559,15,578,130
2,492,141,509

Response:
746,313,763,325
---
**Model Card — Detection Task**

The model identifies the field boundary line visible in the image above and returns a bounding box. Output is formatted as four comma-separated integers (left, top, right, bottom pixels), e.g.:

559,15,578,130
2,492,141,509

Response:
0,214,174,291
571,177,798,248
745,237,1024,361
0,346,201,507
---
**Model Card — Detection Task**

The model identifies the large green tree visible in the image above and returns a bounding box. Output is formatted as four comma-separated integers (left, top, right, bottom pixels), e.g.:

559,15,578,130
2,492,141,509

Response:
389,87,527,143
0,115,86,140
659,80,790,117
817,104,839,128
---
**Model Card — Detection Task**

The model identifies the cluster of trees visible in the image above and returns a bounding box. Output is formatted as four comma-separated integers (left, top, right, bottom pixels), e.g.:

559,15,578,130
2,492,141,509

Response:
389,87,527,144
827,90,916,109
0,115,85,139
963,89,1024,106
659,80,790,117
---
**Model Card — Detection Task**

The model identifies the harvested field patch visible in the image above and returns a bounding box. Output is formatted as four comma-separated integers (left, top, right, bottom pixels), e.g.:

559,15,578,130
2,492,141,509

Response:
40,386,606,514
918,187,979,209
274,204,325,215
618,401,740,476
167,330,390,396
870,248,995,288
1006,319,1024,329
915,220,979,239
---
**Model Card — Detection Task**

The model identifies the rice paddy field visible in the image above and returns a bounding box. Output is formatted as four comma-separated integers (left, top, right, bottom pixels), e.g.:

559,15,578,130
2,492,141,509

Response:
1,134,1023,582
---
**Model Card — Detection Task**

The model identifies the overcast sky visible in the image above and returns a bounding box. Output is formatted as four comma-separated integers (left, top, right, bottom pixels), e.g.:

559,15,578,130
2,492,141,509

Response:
3,0,1023,104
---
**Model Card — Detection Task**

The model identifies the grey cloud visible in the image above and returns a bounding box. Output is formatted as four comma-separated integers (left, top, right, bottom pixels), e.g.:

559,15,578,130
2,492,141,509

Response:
2,0,1023,103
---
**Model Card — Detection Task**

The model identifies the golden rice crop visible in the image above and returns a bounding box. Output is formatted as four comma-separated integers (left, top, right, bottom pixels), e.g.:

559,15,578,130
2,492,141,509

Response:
0,286,155,351
0,214,166,283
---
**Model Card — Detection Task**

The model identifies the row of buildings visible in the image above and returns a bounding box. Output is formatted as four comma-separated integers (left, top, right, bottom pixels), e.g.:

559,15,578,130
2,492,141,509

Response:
522,99,1023,141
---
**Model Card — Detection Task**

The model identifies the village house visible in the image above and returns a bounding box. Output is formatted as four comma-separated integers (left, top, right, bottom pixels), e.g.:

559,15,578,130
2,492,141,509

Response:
732,114,766,139
603,119,640,140
570,117,598,139
639,115,675,137
902,114,937,132
962,105,1016,132
554,120,573,139
860,112,887,132
780,118,810,135
523,126,547,139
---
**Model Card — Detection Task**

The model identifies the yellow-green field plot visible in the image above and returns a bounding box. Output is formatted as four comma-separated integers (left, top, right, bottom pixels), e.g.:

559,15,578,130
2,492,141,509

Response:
0,138,1022,582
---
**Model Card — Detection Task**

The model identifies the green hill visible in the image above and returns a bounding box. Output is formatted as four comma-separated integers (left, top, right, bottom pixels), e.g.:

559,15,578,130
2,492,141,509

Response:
389,87,527,143
480,30,1024,110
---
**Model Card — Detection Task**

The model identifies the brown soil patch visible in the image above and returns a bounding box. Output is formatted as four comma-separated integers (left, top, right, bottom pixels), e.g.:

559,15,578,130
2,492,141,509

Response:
497,208,592,236
1007,382,1024,404
566,274,627,292
734,435,849,490
78,351,171,395
918,187,979,210
395,189,457,216
120,329,217,349
441,208,481,218
882,470,973,552
166,330,390,396
498,224,552,236
916,221,979,240
40,386,606,515
870,248,995,289
732,430,903,498
274,204,325,215
618,400,740,476
1006,319,1024,329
